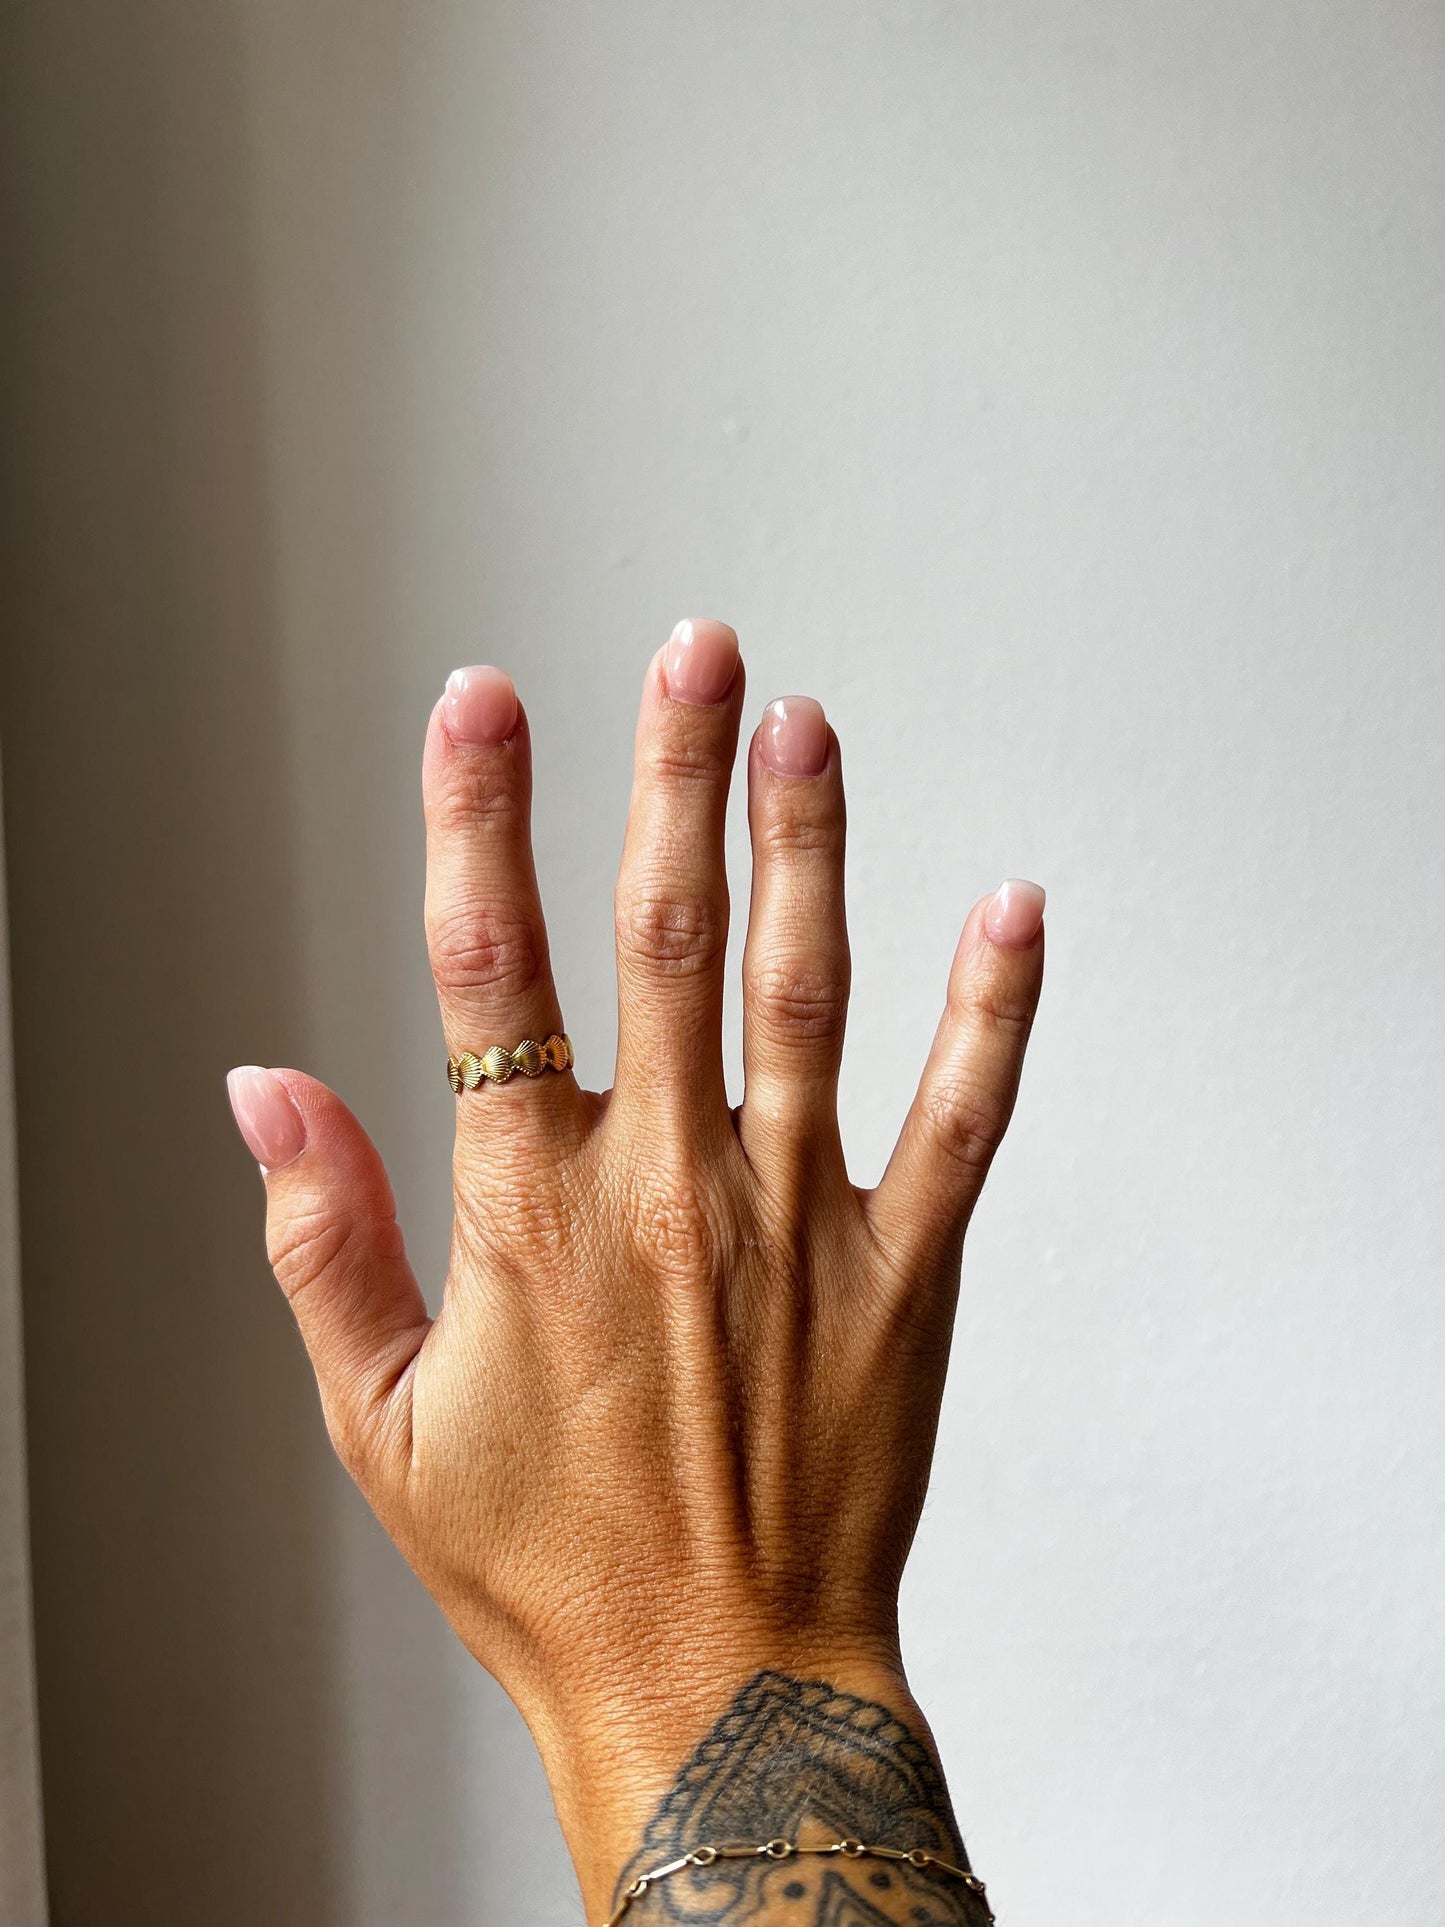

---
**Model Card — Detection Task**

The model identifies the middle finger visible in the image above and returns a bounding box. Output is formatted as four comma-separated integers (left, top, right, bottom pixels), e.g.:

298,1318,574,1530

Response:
612,619,744,1138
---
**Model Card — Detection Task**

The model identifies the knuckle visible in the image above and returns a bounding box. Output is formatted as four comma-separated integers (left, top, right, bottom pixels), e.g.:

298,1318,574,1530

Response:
745,961,849,1045
630,1162,726,1284
951,972,1036,1045
268,1203,371,1307
428,763,522,836
454,1154,572,1253
756,807,838,859
616,889,725,979
323,1399,373,1482
642,727,726,788
426,904,546,998
323,1376,408,1489
917,1072,1014,1176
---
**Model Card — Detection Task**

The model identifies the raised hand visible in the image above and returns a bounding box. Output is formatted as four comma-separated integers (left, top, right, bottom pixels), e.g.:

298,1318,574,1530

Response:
227,620,1044,1924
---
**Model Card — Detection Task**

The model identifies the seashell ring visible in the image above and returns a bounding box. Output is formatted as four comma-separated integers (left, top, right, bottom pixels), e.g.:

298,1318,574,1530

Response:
447,1033,574,1093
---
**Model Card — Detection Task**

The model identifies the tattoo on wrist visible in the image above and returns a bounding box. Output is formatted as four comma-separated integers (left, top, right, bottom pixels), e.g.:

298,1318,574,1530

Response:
612,1670,989,1924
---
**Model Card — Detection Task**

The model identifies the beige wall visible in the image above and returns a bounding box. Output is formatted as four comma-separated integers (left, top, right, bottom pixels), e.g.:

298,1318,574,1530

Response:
2,4,1442,1924
1,9,359,1916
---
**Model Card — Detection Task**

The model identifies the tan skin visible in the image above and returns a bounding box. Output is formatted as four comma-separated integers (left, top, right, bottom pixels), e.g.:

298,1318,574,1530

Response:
229,621,1044,1924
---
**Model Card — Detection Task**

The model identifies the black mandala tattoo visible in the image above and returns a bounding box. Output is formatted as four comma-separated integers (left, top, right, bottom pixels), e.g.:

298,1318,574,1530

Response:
612,1672,988,1924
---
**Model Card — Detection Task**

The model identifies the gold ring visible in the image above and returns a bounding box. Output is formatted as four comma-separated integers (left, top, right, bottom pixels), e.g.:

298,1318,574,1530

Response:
447,1033,574,1092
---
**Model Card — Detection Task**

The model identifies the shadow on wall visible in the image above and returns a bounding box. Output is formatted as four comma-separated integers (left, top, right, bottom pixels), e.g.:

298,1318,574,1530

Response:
1,6,343,1921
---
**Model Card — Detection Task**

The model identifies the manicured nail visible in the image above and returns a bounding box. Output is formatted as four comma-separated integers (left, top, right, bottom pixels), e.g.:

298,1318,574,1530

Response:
663,618,739,706
227,1067,308,1171
442,666,518,745
984,878,1046,948
759,695,828,777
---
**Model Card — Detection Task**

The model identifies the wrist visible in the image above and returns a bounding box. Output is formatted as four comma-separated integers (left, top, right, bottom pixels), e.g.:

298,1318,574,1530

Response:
515,1643,956,1924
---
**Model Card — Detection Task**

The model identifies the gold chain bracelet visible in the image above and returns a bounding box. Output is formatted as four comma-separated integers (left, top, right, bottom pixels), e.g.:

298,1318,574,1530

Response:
600,1836,994,1926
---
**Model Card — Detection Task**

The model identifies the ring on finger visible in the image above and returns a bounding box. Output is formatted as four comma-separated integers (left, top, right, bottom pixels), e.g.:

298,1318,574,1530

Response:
447,1033,574,1092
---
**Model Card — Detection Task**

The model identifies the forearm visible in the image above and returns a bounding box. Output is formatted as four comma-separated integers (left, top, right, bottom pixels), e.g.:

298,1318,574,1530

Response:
536,1653,993,1926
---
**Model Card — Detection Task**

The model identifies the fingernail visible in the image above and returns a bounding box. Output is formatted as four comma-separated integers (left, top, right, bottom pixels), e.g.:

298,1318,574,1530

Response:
663,618,739,706
984,878,1046,948
442,666,519,745
227,1067,308,1171
759,695,828,777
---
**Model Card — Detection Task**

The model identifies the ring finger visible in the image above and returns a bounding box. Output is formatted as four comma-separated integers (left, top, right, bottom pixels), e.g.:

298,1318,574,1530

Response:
739,697,850,1190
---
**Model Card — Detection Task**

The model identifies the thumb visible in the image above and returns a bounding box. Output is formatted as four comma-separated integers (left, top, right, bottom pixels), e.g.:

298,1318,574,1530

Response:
226,1065,430,1478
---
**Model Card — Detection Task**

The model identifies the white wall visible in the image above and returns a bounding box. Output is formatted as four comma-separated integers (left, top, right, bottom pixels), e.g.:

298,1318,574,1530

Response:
2,3,1441,1923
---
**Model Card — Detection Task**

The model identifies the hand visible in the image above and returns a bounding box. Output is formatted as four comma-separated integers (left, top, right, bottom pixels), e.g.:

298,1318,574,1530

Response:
227,620,1044,1921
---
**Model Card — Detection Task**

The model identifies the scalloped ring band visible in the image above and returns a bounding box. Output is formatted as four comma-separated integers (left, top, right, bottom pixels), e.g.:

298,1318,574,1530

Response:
447,1033,575,1093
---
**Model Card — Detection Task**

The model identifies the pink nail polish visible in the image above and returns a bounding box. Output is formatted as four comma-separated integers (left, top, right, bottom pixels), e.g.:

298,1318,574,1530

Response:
227,1066,308,1170
663,618,739,706
759,696,828,777
442,666,519,745
984,879,1046,948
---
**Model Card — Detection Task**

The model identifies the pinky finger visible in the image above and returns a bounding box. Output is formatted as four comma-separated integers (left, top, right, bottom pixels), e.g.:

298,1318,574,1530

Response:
867,880,1045,1272
227,1066,431,1479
